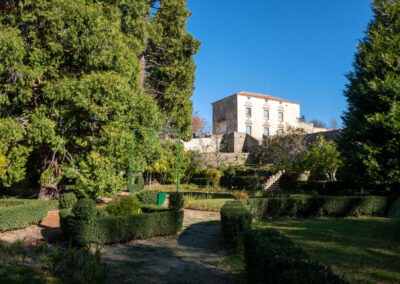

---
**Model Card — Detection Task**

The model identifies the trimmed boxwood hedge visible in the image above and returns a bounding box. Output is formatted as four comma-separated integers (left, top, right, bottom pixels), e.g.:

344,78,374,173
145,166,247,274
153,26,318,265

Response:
242,228,346,284
244,196,393,218
60,208,183,246
220,201,252,248
0,199,57,232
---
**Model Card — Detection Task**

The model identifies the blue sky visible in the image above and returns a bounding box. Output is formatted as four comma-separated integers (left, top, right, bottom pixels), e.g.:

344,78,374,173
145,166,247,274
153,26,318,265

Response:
186,0,373,128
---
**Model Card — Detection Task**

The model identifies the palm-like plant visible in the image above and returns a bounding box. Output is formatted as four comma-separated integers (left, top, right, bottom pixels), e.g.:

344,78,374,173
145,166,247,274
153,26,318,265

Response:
145,158,169,190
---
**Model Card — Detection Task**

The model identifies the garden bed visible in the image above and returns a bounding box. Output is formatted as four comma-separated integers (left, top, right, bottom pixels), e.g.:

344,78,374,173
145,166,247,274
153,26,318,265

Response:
243,196,395,218
60,207,183,246
0,199,58,232
253,217,400,283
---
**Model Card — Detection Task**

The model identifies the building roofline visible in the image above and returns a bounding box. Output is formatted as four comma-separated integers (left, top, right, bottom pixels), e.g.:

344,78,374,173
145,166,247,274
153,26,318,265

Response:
211,91,301,105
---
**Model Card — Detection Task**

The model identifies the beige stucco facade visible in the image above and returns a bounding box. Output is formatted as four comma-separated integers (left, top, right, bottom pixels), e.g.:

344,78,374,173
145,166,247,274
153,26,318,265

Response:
212,91,328,141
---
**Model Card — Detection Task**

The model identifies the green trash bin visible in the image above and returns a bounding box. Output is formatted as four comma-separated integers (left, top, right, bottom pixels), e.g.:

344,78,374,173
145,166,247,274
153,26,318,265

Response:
157,193,167,206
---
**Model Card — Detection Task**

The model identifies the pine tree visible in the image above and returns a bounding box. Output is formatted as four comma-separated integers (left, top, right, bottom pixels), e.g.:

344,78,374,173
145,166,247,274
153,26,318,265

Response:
339,0,400,189
0,0,163,199
144,0,200,141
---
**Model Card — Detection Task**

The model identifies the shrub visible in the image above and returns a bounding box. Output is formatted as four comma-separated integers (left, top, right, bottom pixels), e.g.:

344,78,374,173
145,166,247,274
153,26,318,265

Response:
234,192,249,200
59,192,78,209
220,166,236,190
60,209,184,246
169,192,184,210
235,176,261,193
0,200,51,232
137,190,157,204
205,168,221,188
0,240,109,283
106,196,141,216
72,199,97,221
262,191,290,198
133,175,145,192
278,172,299,191
220,201,252,248
244,196,393,218
242,228,346,284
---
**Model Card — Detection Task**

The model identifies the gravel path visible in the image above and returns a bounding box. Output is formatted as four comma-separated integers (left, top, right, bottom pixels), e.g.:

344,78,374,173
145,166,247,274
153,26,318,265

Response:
102,209,237,284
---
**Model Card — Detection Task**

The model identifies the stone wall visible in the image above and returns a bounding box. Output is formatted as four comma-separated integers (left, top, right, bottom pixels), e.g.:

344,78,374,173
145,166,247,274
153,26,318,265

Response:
200,152,253,168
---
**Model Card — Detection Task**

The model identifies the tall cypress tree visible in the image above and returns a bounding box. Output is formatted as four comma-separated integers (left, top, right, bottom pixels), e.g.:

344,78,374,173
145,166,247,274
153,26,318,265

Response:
144,0,200,141
0,0,162,199
339,0,400,189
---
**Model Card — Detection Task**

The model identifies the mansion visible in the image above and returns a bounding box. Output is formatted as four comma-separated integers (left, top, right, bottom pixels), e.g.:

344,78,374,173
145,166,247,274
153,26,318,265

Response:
212,91,328,141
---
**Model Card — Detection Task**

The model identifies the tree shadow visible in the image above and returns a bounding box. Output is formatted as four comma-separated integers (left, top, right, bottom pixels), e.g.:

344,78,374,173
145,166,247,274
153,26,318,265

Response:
102,242,236,284
178,220,224,253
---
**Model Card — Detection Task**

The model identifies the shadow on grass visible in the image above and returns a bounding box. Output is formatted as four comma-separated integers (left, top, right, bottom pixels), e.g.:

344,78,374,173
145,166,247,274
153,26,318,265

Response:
254,217,400,282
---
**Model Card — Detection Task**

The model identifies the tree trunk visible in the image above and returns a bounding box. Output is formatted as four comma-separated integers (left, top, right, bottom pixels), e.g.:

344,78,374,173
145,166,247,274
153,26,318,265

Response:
139,53,146,87
38,146,61,200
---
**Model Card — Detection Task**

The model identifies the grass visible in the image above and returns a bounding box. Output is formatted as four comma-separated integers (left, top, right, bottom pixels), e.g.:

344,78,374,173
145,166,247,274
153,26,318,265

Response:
0,264,61,284
184,198,232,212
253,217,400,283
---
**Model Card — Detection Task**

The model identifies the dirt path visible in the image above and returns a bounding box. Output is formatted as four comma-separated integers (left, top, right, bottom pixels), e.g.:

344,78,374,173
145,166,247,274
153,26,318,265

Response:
0,210,62,245
102,209,237,284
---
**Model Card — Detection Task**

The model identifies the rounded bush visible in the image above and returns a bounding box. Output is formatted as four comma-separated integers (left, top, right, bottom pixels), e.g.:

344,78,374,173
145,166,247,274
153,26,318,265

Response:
106,196,141,216
59,192,78,209
133,175,145,191
234,192,249,200
72,198,97,220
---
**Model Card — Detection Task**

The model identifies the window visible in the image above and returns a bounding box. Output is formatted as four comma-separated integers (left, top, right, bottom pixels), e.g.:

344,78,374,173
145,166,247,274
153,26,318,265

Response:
278,129,284,136
264,110,269,120
247,96,251,100
279,101,282,105
246,125,252,135
246,108,252,117
265,99,268,102
264,127,269,136
278,112,284,122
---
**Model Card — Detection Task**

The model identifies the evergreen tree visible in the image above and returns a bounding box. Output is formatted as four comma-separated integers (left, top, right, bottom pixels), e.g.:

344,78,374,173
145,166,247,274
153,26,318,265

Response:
339,0,400,189
0,0,163,199
144,0,200,141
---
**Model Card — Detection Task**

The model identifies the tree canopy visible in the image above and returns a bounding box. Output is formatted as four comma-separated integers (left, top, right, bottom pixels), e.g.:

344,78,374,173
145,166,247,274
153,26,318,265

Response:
0,0,199,199
339,0,400,189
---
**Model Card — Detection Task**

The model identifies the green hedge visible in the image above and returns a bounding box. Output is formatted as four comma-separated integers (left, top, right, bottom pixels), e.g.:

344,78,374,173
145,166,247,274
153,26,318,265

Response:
244,196,392,218
242,228,346,284
0,199,57,232
169,192,184,210
60,209,183,246
220,201,252,248
137,190,158,204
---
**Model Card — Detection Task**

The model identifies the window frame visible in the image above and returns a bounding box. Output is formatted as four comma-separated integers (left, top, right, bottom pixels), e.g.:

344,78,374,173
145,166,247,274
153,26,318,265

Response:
246,107,252,117
264,109,269,120
246,125,252,135
278,111,284,122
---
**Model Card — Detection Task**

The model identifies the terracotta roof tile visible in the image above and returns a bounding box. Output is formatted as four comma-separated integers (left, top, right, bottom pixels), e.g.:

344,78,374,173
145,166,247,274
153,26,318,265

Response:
211,91,300,105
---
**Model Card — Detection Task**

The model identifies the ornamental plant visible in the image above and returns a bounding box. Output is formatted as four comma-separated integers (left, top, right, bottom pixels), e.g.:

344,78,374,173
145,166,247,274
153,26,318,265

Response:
205,168,221,189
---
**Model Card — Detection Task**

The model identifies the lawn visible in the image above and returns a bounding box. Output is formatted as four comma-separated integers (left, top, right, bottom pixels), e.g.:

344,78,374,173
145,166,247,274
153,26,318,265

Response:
0,264,61,284
185,198,232,212
253,217,400,283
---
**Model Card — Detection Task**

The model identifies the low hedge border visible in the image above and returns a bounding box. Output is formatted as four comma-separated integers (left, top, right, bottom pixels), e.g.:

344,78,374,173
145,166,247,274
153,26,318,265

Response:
220,201,252,248
60,208,183,246
242,228,346,283
244,196,393,218
0,199,57,232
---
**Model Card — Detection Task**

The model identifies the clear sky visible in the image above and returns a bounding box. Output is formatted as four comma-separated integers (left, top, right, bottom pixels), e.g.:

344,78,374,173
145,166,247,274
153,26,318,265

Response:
186,0,373,129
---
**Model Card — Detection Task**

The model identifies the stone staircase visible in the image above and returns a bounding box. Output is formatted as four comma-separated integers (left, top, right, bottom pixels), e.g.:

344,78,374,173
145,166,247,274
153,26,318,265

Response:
262,170,284,191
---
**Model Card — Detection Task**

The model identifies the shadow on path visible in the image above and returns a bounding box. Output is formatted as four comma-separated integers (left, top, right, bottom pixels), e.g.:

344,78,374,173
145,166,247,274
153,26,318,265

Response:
102,218,237,284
